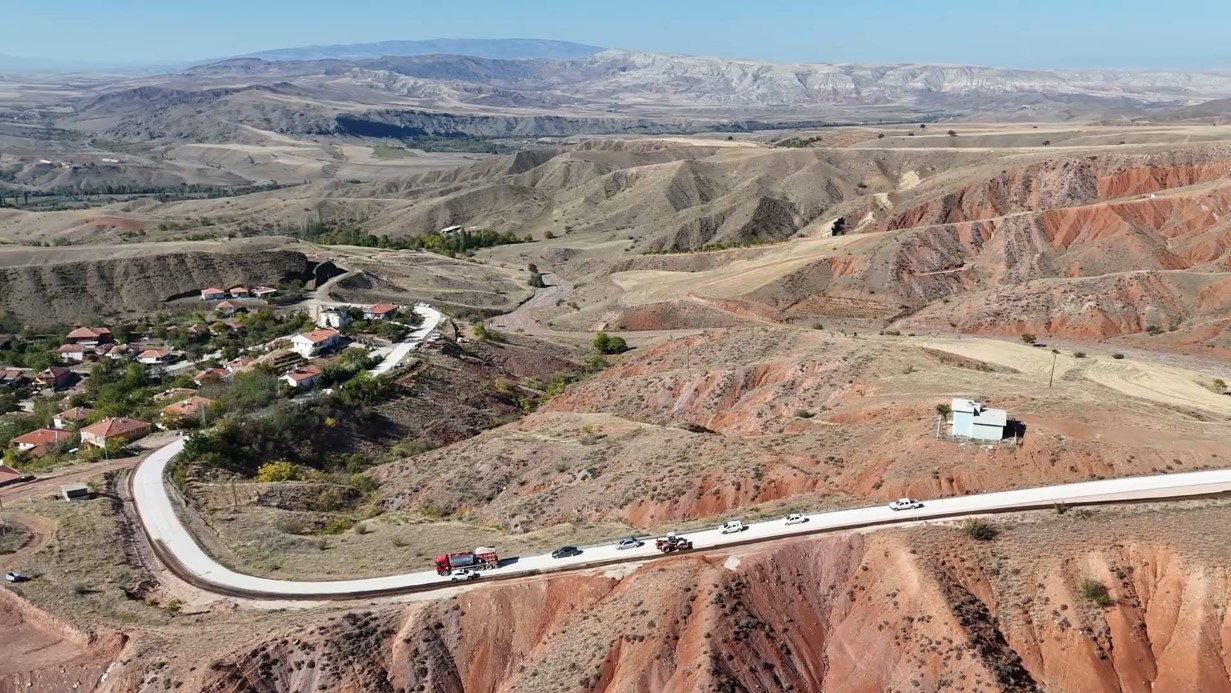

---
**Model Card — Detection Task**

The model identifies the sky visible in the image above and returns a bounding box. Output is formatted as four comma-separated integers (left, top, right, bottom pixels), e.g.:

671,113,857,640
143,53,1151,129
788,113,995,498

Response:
3,0,1230,69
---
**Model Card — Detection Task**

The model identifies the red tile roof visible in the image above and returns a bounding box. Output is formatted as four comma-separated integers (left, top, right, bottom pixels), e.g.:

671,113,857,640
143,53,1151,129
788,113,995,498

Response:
57,406,93,422
367,303,398,314
0,464,24,485
297,327,341,344
65,326,111,340
79,417,150,440
138,349,171,359
11,428,73,448
58,343,86,353
193,368,229,382
161,396,216,418
201,287,225,295
215,301,238,310
284,365,323,383
229,287,249,293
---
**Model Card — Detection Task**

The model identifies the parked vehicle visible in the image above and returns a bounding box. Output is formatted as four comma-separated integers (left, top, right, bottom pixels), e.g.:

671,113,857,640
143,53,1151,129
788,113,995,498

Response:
720,520,746,534
889,498,924,511
449,568,480,582
655,532,693,553
616,537,641,550
785,513,807,525
434,547,499,575
551,546,582,559
3,571,22,584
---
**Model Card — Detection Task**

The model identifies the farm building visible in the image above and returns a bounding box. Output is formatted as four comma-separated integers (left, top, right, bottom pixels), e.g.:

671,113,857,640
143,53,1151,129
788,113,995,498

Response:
949,399,1008,441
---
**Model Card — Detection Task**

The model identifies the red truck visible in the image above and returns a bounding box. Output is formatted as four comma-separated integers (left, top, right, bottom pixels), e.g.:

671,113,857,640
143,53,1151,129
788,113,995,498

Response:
434,547,499,575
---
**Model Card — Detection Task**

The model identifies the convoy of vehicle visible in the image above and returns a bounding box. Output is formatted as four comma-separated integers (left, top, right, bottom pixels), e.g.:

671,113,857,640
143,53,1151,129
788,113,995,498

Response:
434,547,499,575
437,498,933,581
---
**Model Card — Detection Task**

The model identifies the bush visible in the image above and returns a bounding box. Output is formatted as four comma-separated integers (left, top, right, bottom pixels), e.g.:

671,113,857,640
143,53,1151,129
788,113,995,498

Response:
1212,378,1227,392
593,331,629,355
961,518,999,541
811,322,824,330
320,516,356,535
354,522,371,535
1020,333,1036,345
1111,353,1124,360
794,409,814,419
255,460,298,483
948,130,957,136
1079,577,1113,607
1073,351,1087,359
275,516,311,535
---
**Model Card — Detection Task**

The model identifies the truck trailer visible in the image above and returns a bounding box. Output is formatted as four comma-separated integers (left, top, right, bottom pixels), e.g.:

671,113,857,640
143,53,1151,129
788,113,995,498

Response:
434,547,499,575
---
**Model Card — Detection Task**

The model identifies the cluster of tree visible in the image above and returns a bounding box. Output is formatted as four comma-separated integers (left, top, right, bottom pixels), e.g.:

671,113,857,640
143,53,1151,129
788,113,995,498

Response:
253,220,526,257
528,263,546,288
774,136,824,148
592,331,629,355
0,182,285,207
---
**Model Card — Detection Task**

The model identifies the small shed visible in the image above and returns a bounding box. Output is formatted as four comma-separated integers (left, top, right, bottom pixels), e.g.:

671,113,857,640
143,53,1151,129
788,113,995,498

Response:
949,398,1009,441
61,483,90,502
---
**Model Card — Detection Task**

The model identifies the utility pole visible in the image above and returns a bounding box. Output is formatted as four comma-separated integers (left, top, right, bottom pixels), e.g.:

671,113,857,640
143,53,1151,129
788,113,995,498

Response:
1049,350,1058,389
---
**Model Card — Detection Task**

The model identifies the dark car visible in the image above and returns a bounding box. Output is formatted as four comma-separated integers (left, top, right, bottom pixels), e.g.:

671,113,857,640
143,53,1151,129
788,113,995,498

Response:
551,546,583,559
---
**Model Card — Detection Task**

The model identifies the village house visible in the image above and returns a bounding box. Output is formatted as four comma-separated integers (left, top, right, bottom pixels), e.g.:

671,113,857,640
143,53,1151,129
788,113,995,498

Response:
225,356,255,373
10,428,74,456
290,327,342,358
281,364,323,390
57,343,87,362
193,367,229,385
229,287,250,298
252,286,277,298
137,349,175,365
364,303,398,321
949,398,1009,441
35,367,74,390
317,309,352,330
0,369,27,387
79,417,151,449
201,287,226,301
64,326,112,347
0,464,26,487
214,301,240,317
160,396,216,426
105,344,135,361
54,406,94,430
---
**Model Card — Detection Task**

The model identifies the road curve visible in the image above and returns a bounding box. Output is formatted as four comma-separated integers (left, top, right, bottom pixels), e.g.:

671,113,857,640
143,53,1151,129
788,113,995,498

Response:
131,440,1231,599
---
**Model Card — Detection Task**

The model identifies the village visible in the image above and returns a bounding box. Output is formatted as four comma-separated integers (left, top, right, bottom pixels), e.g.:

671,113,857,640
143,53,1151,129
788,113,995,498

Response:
0,283,442,478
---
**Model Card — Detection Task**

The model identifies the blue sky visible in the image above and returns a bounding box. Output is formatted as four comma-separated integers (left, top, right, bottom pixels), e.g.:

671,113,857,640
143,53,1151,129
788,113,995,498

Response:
4,0,1229,68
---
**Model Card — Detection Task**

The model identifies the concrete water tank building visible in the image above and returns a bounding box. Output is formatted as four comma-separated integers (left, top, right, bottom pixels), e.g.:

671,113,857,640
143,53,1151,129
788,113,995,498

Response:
949,398,1008,441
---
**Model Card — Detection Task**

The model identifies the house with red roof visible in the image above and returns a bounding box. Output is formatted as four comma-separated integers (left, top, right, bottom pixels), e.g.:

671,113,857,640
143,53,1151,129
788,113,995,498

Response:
364,303,399,321
10,428,74,456
79,417,150,449
290,327,342,358
0,369,28,387
137,349,175,365
64,326,112,347
57,343,87,362
54,406,94,430
201,287,226,301
229,287,250,298
281,364,323,390
160,396,217,426
193,367,229,385
0,464,27,487
35,367,74,390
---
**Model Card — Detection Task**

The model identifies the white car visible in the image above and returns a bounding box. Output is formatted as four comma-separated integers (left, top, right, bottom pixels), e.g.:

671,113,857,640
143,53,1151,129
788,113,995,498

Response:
889,498,924,511
784,513,807,525
720,520,746,534
449,569,480,582
617,537,642,550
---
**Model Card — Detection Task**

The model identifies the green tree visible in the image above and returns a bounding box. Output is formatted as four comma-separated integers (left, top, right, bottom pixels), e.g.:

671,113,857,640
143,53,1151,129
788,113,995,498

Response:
1020,333,1036,345
593,332,629,355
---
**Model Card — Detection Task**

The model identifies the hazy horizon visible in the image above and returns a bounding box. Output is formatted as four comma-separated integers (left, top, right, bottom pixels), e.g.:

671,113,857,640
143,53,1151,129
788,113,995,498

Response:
5,0,1231,71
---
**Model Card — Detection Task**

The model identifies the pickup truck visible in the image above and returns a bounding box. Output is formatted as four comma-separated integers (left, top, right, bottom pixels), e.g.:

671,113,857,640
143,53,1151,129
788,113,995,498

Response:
889,498,924,511
720,520,746,534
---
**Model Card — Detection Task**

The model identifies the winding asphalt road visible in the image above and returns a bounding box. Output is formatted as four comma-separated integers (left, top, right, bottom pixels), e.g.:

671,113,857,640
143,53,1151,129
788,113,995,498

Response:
130,438,1231,599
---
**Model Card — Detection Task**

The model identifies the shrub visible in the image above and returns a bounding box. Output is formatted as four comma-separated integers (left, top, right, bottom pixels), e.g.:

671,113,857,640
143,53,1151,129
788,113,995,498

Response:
948,130,957,136
544,230,556,239
1213,378,1227,392
165,598,183,613
936,403,952,418
1111,353,1124,360
593,331,629,355
961,518,999,541
390,536,407,547
320,516,356,535
1053,502,1070,515
255,460,298,483
811,322,824,330
276,516,310,535
1020,333,1036,345
1079,577,1113,607
354,522,371,535
1043,140,1052,146
1073,351,1087,359
1146,325,1162,335
877,133,885,139
794,409,814,419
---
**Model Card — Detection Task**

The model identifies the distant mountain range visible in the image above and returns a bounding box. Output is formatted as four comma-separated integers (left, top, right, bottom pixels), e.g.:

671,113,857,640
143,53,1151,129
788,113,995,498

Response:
235,38,604,62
